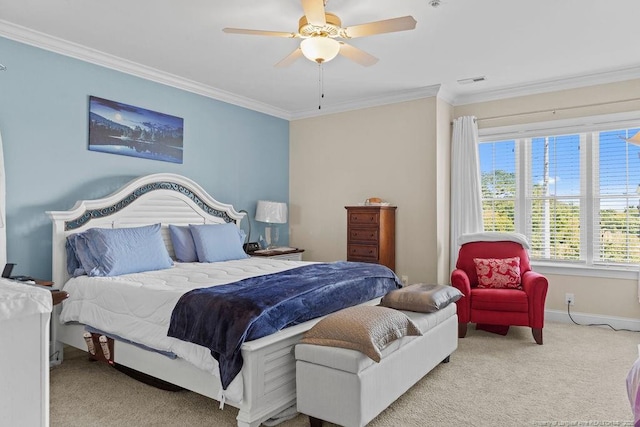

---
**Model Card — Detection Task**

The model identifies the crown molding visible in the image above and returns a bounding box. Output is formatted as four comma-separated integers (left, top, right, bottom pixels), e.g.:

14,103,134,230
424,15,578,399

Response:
290,85,441,120
0,20,291,120
435,85,456,106
451,64,640,106
3,19,638,120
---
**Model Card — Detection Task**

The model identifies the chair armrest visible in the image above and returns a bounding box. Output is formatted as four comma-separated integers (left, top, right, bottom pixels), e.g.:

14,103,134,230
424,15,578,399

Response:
521,270,549,328
451,269,471,323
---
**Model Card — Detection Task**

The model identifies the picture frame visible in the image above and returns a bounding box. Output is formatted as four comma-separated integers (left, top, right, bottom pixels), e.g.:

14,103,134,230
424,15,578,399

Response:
88,96,184,164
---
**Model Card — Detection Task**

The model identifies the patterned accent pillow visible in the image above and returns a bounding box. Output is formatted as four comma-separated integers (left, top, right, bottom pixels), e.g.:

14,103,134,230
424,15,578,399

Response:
473,257,521,289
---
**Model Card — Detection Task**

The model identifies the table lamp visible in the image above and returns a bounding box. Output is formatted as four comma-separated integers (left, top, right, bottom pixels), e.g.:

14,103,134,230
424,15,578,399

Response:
255,200,287,249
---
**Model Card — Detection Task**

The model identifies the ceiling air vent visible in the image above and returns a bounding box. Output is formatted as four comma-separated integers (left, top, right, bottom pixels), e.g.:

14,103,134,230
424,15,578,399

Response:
457,76,487,85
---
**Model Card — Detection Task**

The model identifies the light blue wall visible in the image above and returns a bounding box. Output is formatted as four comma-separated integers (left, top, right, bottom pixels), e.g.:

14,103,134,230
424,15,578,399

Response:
0,36,289,280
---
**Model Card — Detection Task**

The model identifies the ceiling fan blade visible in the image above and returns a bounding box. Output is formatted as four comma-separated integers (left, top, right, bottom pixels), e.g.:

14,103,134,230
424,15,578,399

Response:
344,16,417,38
275,48,303,68
339,42,378,67
223,28,297,38
301,0,326,26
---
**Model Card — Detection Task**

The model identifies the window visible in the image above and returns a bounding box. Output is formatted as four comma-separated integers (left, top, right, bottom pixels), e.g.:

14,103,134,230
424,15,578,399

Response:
479,124,640,267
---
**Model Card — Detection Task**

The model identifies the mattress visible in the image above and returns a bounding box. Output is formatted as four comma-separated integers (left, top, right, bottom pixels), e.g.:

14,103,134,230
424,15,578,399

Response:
59,257,311,403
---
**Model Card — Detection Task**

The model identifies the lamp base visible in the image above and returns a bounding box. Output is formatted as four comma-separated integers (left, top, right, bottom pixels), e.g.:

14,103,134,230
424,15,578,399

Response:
264,224,280,249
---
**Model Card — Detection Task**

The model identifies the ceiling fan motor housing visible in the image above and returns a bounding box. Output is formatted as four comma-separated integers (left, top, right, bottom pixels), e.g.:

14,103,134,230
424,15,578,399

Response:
298,13,342,38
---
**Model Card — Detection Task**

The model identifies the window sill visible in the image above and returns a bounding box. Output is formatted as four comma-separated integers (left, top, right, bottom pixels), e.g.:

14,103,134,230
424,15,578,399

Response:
531,261,639,280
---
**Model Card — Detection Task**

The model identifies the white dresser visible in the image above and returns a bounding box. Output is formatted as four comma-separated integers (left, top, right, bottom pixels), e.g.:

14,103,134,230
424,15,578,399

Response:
0,280,53,426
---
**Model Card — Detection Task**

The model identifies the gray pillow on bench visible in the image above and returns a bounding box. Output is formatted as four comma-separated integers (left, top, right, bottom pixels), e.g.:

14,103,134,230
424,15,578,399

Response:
381,283,463,313
300,305,421,362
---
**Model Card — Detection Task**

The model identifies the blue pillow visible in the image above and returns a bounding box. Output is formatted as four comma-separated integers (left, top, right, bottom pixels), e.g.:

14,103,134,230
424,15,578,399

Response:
81,224,173,276
65,234,87,277
168,225,198,262
189,223,249,263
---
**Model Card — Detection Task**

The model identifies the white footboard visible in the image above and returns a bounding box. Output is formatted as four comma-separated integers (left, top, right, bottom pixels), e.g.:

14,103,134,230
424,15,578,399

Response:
54,298,382,427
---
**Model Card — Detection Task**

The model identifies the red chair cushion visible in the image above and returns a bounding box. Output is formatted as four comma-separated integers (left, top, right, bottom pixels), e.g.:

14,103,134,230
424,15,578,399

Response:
470,288,528,313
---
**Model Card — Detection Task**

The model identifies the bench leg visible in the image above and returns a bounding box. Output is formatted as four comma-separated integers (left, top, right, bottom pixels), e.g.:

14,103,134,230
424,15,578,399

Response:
309,416,323,427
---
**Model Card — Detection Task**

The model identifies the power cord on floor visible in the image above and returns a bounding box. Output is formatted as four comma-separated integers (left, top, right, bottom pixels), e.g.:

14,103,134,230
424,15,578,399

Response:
567,302,639,332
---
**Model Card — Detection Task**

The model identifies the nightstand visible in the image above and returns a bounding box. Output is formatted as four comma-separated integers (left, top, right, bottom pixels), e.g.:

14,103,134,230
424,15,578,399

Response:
13,277,68,305
0,279,59,426
251,248,305,261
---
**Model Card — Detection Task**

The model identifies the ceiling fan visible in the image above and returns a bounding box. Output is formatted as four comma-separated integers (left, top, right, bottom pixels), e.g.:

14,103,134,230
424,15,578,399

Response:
222,0,417,67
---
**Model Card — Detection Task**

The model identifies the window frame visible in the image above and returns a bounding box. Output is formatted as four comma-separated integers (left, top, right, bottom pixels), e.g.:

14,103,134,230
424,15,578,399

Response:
477,111,640,279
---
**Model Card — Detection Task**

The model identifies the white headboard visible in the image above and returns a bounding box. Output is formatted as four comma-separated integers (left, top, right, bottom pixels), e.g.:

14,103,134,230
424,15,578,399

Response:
47,173,245,287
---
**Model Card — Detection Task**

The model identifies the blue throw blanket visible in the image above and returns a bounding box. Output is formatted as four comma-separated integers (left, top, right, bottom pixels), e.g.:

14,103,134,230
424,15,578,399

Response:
167,261,400,389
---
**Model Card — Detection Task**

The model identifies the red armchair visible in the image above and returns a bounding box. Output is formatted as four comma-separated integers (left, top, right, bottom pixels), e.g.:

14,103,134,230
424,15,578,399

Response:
451,240,548,345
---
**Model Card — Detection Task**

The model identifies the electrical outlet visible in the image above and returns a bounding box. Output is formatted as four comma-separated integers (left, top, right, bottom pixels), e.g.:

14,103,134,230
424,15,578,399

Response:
401,275,409,287
565,293,575,306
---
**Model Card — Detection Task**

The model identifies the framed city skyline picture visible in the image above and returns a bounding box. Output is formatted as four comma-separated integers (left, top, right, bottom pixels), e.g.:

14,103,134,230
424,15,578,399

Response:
88,96,184,164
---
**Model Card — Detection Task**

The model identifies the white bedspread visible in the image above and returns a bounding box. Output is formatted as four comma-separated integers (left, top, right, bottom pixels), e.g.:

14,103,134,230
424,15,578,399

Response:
0,279,52,321
59,257,310,404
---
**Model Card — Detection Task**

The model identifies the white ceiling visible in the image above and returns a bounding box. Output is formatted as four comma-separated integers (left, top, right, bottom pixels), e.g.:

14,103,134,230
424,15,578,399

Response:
1,0,639,120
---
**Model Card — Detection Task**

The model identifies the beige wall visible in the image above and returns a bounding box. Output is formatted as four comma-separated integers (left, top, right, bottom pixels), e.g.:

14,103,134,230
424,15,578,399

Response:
289,78,640,321
454,78,640,319
289,97,450,285
455,79,640,129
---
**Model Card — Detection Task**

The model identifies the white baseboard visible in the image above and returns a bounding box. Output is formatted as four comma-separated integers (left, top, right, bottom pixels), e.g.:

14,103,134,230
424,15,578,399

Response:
546,308,640,332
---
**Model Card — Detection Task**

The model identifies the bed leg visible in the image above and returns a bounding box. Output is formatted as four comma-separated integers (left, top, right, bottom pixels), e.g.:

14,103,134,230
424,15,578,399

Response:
441,355,450,364
309,416,323,427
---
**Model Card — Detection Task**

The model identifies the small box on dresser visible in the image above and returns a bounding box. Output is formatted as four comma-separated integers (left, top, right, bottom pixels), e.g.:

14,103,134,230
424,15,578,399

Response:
345,205,396,271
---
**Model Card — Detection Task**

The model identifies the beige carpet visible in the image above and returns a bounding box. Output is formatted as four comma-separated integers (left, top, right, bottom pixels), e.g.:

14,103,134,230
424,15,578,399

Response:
50,321,638,426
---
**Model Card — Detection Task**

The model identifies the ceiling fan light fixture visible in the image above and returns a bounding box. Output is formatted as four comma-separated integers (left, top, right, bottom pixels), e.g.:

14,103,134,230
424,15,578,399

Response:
300,36,340,63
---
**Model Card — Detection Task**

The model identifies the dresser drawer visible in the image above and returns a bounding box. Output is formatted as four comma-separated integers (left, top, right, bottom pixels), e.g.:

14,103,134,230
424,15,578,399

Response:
348,211,379,226
348,244,378,260
348,227,378,243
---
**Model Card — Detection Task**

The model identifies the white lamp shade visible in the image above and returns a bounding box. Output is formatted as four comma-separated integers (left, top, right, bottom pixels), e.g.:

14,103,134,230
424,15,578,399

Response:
255,200,288,224
300,37,340,63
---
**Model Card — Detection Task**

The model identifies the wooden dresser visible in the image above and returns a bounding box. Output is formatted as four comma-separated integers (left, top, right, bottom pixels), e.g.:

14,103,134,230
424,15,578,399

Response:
345,205,396,271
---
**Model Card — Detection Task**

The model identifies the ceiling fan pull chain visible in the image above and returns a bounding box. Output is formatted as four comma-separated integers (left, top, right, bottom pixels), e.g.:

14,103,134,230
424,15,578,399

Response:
318,62,323,110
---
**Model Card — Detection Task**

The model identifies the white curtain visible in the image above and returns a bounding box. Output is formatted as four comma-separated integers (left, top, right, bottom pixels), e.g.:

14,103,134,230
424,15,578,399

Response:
0,130,5,268
450,116,483,272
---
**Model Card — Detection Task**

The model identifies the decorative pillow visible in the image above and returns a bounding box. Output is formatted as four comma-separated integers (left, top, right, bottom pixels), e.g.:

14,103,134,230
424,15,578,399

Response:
168,225,198,262
189,223,249,263
80,224,173,277
300,306,422,362
381,283,463,313
473,256,521,289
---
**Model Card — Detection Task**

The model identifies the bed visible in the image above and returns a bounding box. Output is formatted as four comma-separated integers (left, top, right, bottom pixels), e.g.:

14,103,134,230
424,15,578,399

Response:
48,172,399,427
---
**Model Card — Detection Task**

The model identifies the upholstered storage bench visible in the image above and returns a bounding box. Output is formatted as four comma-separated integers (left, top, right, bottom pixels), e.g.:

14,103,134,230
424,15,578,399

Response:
295,303,458,427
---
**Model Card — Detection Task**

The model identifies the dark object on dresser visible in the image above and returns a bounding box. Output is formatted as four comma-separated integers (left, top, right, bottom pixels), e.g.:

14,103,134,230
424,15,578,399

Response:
345,205,396,271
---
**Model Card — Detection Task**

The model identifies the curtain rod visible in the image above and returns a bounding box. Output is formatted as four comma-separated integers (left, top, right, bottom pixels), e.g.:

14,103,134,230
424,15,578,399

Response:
452,97,640,125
